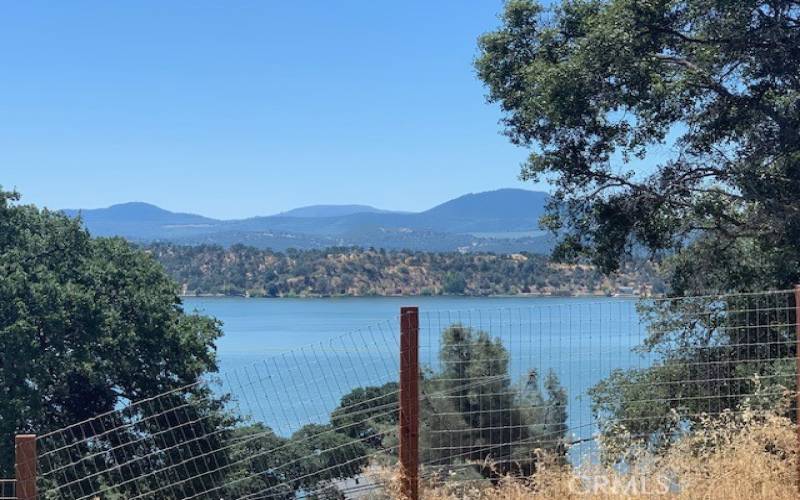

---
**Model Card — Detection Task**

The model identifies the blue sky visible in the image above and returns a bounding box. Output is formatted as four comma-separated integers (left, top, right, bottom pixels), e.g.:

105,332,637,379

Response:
1,1,552,219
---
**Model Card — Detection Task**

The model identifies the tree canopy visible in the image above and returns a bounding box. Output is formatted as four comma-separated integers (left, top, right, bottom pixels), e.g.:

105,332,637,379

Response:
328,324,569,481
0,188,224,480
476,0,800,294
477,0,800,461
422,325,568,478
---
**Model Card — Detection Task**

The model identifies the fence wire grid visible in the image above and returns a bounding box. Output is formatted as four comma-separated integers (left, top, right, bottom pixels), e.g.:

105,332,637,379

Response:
18,289,800,499
0,480,14,500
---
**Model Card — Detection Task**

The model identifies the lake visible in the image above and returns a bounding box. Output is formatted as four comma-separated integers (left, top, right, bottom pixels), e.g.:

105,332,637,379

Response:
183,296,650,460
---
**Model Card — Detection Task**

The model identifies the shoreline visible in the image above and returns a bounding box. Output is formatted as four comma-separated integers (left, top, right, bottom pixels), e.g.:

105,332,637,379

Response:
180,291,644,299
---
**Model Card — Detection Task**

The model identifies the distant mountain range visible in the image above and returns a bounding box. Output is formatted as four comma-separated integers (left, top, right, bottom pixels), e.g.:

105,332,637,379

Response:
62,188,555,254
276,204,399,218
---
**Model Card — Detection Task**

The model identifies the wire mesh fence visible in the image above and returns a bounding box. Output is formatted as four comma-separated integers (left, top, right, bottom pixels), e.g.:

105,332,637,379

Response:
415,289,798,490
11,289,800,499
413,300,644,488
34,320,403,499
0,480,14,500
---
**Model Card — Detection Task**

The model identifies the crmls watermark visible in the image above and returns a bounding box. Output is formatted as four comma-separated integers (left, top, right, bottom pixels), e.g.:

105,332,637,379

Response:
569,474,672,496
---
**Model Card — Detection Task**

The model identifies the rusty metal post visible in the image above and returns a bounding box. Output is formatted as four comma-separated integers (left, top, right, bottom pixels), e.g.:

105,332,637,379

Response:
15,434,36,500
399,306,419,500
795,286,800,493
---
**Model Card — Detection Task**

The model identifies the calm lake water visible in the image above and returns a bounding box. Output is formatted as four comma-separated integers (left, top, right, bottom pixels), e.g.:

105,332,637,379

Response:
183,296,650,458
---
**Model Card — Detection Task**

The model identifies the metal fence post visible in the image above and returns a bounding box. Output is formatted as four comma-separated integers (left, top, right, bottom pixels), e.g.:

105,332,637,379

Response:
399,306,419,500
15,434,36,500
795,285,800,493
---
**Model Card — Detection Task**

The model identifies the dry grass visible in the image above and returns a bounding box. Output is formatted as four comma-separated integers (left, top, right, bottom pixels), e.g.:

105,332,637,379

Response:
383,404,799,499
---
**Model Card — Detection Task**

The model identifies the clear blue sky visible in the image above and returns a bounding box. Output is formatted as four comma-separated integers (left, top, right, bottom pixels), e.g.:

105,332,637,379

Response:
1,1,552,219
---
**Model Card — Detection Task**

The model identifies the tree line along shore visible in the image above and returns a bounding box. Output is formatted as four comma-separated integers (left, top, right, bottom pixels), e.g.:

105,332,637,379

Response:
144,243,664,298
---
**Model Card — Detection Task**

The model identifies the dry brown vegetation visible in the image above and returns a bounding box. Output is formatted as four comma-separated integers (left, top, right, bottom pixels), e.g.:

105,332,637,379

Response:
378,403,798,500
149,244,661,297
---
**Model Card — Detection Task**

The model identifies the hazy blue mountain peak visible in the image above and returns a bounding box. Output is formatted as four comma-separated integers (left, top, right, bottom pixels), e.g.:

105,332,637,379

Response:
61,189,553,253
276,204,395,218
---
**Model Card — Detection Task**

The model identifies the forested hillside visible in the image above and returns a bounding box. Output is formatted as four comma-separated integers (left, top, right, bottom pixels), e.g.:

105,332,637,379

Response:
146,243,663,298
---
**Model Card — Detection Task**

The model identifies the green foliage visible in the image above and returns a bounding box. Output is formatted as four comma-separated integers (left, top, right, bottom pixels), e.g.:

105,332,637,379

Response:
0,188,228,488
330,382,399,450
327,326,569,480
220,424,296,499
476,0,800,293
167,414,374,498
146,243,657,297
442,271,467,295
219,422,366,499
289,423,369,485
223,384,400,498
477,0,800,460
590,293,798,463
422,325,568,478
589,365,684,460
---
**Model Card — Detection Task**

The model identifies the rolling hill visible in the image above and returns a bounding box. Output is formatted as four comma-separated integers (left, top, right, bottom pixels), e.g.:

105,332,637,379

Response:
61,202,218,240
62,189,554,253
276,204,398,218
